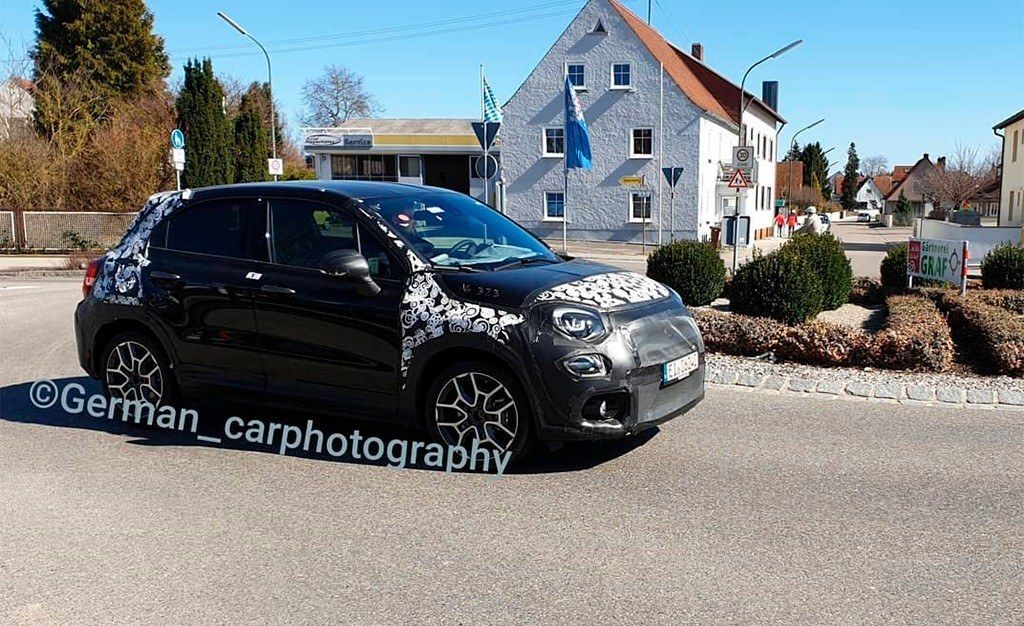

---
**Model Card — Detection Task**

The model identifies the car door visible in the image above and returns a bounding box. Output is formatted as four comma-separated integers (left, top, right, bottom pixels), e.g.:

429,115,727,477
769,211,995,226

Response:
253,196,405,418
144,196,268,397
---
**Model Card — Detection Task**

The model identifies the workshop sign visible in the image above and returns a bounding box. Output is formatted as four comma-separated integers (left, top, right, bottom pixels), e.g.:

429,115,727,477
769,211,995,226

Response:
907,237,968,289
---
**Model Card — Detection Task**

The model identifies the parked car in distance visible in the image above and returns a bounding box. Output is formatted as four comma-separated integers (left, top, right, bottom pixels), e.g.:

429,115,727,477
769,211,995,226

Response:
857,209,880,222
75,182,705,464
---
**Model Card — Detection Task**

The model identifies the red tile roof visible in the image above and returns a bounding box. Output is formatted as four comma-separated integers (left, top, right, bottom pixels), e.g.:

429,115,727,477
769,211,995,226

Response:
609,0,784,128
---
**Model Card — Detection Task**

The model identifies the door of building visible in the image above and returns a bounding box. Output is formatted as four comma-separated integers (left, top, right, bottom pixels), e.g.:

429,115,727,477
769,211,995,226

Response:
422,154,470,194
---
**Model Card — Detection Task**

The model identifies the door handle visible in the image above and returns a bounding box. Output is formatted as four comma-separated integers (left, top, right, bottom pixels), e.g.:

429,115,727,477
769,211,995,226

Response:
260,284,296,295
150,271,181,283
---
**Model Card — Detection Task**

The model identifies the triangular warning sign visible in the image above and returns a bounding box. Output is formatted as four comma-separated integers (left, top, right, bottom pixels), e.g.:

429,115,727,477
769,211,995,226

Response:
727,169,749,189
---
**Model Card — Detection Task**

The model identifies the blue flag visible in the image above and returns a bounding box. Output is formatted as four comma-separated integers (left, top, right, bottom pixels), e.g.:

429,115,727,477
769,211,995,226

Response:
564,76,592,169
482,76,502,123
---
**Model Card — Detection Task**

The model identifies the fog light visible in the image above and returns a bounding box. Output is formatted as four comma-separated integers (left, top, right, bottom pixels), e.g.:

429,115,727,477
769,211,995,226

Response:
562,354,607,377
582,392,629,422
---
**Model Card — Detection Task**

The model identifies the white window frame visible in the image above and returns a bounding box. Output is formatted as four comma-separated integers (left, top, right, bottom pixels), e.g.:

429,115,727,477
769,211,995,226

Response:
542,127,565,158
628,192,652,223
543,191,565,222
629,127,654,159
565,62,586,90
610,62,632,89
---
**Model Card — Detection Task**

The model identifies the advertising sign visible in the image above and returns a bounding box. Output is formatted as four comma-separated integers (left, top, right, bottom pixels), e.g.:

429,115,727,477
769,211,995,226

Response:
907,237,968,294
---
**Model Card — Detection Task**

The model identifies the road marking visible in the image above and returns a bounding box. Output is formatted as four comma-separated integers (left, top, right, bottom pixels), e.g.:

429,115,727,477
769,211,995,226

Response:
196,435,222,444
0,285,38,291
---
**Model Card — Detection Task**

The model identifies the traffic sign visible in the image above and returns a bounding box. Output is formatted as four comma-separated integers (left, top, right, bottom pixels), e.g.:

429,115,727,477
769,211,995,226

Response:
471,121,500,150
662,166,684,188
732,145,754,169
170,129,185,149
474,154,498,179
267,158,284,177
727,169,749,189
170,148,185,172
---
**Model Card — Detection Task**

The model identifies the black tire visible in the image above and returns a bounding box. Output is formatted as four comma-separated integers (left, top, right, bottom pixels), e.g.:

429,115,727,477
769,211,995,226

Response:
423,360,535,467
99,330,180,409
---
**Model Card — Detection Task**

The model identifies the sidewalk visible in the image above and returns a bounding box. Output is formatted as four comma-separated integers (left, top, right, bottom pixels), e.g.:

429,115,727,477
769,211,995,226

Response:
0,255,68,272
544,236,789,274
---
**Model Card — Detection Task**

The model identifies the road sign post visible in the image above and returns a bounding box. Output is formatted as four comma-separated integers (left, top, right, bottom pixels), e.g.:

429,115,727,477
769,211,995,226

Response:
662,167,683,241
170,130,185,190
726,168,750,273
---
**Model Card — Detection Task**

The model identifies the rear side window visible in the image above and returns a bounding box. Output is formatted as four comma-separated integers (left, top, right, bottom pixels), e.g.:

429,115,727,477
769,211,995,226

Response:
162,199,266,261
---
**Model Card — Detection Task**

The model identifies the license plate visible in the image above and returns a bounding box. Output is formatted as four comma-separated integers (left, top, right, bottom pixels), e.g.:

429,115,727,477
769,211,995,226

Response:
662,352,699,385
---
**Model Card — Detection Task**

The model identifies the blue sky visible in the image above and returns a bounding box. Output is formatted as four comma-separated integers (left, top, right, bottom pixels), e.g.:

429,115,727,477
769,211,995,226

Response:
2,0,1022,169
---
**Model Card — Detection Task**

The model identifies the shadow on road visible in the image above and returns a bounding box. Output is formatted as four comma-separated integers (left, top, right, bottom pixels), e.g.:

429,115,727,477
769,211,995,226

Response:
0,377,656,475
841,241,901,253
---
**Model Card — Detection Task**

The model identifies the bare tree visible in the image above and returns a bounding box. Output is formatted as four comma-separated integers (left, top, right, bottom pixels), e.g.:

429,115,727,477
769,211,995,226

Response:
300,65,381,127
861,155,890,176
921,144,1000,209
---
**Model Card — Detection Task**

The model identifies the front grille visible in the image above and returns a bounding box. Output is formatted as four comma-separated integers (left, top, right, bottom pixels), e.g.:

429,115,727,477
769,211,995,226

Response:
614,304,699,367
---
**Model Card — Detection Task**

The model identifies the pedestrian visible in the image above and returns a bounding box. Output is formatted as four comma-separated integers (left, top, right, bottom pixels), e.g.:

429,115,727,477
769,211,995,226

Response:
786,212,798,237
794,206,825,236
774,212,785,237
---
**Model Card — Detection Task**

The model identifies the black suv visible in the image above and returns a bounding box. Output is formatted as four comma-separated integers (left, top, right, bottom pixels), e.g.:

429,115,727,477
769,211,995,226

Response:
75,182,704,461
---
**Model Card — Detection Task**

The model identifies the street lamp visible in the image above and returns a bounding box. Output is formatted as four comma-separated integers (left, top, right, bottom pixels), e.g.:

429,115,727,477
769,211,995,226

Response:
217,11,278,180
732,38,803,273
786,118,825,212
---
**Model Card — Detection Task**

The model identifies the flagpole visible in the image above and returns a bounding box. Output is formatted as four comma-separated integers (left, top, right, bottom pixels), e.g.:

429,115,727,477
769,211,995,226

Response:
480,64,489,207
658,61,664,246
562,71,569,255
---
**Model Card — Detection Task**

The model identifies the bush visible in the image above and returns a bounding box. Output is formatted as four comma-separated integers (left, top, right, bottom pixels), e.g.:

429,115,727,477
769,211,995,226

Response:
729,251,823,324
981,244,1024,290
939,292,1024,376
880,244,909,292
647,241,726,306
869,295,955,371
782,233,853,310
849,277,885,305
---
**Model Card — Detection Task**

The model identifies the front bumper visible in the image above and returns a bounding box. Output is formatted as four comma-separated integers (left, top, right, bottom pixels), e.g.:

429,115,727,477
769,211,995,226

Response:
527,296,706,441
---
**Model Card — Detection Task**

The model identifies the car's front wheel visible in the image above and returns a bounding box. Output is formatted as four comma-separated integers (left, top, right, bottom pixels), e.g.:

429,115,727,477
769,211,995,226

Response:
424,361,534,466
100,331,179,408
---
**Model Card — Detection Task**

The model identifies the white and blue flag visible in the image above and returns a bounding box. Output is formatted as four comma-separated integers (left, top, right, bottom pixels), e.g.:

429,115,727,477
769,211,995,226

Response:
564,76,592,169
482,76,502,123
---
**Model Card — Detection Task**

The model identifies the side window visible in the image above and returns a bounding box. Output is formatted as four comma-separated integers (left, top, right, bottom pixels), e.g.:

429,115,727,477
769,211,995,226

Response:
270,199,356,270
357,224,401,280
163,199,265,260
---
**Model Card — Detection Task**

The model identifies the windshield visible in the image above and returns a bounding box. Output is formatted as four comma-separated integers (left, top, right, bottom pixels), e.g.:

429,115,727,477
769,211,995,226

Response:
358,192,560,269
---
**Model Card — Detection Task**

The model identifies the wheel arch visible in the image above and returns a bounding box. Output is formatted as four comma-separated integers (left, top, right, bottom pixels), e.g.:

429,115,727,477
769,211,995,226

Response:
91,318,176,376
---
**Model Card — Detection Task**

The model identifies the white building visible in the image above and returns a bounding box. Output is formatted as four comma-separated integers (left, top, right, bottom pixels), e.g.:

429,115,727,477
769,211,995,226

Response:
500,0,785,244
0,77,33,139
994,109,1024,226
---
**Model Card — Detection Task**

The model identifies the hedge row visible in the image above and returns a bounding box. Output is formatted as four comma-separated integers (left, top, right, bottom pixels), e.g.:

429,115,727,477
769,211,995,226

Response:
938,292,1024,376
970,289,1024,315
694,294,955,372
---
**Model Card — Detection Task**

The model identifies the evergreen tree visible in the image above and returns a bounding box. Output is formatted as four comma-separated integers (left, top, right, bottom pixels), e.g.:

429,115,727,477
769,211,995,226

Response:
244,82,283,158
785,142,801,161
233,94,269,183
800,142,830,196
840,142,861,212
32,0,169,129
175,58,233,188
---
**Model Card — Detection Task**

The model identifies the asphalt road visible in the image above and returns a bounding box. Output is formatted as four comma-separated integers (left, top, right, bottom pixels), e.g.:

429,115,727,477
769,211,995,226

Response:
1,278,1022,624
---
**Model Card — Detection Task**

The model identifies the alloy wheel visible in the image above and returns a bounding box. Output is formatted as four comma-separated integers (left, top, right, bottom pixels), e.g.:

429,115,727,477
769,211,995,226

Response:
105,340,164,405
434,372,519,452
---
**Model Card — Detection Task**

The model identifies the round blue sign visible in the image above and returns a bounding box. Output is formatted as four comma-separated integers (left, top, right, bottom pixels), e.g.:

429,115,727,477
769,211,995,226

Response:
170,129,185,149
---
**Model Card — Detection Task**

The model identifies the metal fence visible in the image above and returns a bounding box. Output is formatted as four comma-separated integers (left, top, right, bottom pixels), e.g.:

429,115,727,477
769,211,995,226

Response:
0,211,14,249
19,211,138,251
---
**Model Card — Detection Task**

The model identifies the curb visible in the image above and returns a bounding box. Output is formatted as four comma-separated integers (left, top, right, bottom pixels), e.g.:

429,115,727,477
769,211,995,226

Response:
707,363,1024,410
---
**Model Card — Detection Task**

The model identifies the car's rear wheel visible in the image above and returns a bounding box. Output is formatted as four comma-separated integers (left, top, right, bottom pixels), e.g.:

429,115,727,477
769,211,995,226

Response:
101,331,179,408
424,361,534,466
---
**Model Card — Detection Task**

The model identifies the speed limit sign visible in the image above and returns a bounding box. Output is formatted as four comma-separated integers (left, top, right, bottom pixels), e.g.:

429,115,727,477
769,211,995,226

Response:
732,145,754,169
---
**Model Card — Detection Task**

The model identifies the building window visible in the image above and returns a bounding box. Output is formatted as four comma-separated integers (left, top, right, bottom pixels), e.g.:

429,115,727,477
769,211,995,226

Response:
629,193,652,223
331,154,397,182
543,127,564,157
544,192,565,221
567,63,585,89
398,155,421,178
630,128,653,158
611,63,631,88
1014,130,1019,162
768,139,774,162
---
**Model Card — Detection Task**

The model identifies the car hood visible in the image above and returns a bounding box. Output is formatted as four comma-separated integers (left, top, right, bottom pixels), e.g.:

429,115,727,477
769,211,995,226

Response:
435,258,672,311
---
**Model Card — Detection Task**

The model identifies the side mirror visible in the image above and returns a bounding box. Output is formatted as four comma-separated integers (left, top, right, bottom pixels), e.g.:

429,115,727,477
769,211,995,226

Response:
319,249,381,297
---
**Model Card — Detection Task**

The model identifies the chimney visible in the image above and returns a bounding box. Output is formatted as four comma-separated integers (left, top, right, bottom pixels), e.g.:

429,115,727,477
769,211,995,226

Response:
923,153,929,160
761,80,779,111
691,43,704,62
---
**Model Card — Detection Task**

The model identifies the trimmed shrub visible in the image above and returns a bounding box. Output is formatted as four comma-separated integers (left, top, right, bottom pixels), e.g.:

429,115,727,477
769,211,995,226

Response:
849,276,885,306
981,244,1024,290
782,233,853,310
647,241,726,306
939,292,1024,376
869,295,955,371
973,289,1024,314
729,251,824,324
880,243,909,292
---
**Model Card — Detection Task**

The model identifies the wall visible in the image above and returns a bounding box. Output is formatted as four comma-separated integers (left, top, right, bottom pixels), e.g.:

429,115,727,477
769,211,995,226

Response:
916,218,1023,266
998,117,1024,226
502,0,702,244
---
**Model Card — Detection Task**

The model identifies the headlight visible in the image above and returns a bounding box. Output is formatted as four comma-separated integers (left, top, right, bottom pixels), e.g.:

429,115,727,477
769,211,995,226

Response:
551,307,606,341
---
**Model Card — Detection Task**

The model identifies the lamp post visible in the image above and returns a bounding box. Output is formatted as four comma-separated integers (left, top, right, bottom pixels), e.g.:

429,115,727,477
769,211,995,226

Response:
217,11,278,181
786,118,825,212
732,38,802,274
